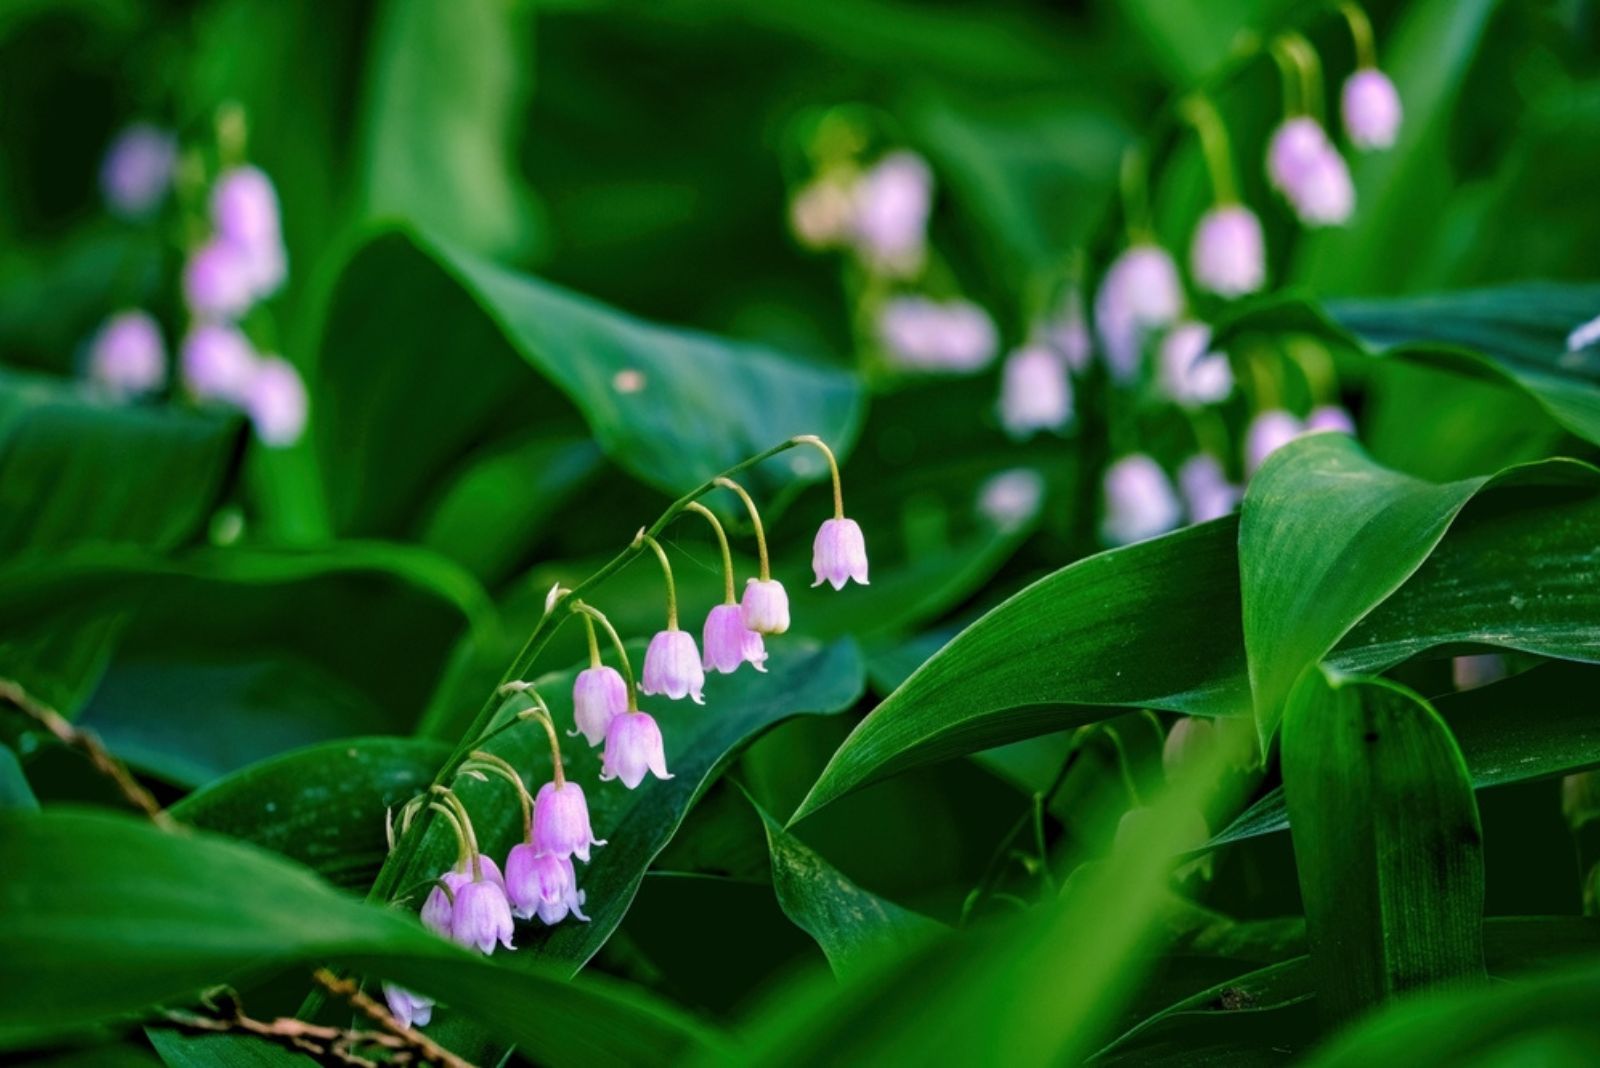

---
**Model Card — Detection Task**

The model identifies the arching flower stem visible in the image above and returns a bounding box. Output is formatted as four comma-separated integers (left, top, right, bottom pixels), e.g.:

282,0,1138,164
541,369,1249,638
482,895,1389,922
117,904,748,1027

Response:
715,477,771,581
684,501,737,604
634,531,678,629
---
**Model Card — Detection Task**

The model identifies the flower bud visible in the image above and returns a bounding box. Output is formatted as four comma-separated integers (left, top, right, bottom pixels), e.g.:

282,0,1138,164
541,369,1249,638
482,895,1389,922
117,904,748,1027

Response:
702,603,768,675
1290,146,1355,227
740,578,790,635
789,178,855,249
1266,117,1330,195
998,346,1072,439
211,166,288,298
100,124,176,220
532,781,605,862
1177,454,1238,524
1158,322,1232,407
382,984,433,1030
1190,205,1265,298
877,297,998,373
977,468,1045,533
641,628,705,703
88,311,166,398
244,355,307,447
450,873,516,954
505,845,590,925
1306,405,1355,435
812,516,869,589
1095,244,1183,383
183,238,257,320
601,711,673,790
1102,455,1181,546
1042,289,1092,373
180,322,257,405
850,151,932,276
1342,69,1402,150
572,665,628,746
1246,409,1304,473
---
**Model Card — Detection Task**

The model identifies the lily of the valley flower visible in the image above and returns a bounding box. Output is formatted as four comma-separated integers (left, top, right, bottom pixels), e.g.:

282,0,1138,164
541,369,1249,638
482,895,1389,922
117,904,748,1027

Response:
451,870,516,954
572,665,628,746
741,578,790,635
100,123,176,220
1102,454,1181,546
1094,244,1184,383
88,311,167,398
505,845,589,925
244,356,308,447
703,603,767,674
799,435,869,589
382,984,433,1030
180,322,257,405
601,710,672,790
998,345,1073,439
532,780,605,862
1190,205,1265,298
641,628,705,703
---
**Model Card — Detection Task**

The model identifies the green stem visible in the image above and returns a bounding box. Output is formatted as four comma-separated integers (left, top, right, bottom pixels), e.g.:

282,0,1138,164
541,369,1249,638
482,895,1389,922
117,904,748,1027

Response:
1270,36,1304,116
715,477,771,581
1339,2,1377,68
426,799,472,873
370,435,814,905
792,434,845,519
1181,94,1237,205
582,611,601,669
635,532,678,629
1281,33,1324,122
466,751,534,836
685,501,737,604
1119,145,1153,243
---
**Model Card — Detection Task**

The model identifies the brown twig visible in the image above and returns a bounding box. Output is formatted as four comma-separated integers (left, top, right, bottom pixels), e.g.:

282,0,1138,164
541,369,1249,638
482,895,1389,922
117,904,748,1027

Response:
2,679,472,1067
313,969,476,1068
0,677,173,828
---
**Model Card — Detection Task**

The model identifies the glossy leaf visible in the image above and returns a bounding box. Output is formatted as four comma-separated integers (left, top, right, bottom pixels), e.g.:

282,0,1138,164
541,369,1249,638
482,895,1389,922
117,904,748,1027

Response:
1281,671,1485,1025
170,736,450,889
1241,434,1593,743
0,808,722,1064
751,792,941,976
313,228,864,537
1211,663,1600,849
793,455,1600,821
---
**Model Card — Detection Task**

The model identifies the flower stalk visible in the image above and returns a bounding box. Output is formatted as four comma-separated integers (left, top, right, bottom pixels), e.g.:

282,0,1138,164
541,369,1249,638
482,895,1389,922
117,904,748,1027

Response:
715,476,771,581
685,500,738,604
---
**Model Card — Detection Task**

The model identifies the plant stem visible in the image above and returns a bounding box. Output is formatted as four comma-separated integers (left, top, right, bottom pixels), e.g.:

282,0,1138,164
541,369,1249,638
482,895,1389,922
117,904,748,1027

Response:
1181,94,1238,205
466,751,534,834
1339,1,1377,68
792,434,845,519
715,477,771,581
582,610,601,668
685,500,737,603
636,531,679,629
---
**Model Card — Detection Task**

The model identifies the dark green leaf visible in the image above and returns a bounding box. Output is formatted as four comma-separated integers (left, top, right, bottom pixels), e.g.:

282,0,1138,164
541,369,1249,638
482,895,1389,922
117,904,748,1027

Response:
750,790,941,976
0,808,722,1065
0,746,37,810
1281,671,1485,1025
313,228,863,537
170,737,450,889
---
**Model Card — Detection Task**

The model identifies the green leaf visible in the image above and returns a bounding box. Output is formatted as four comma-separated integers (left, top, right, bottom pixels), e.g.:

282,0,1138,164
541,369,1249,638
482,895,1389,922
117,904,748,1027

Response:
1211,663,1600,849
384,639,866,976
359,0,543,258
0,808,722,1065
169,737,450,889
792,452,1600,821
0,746,36,810
312,228,864,537
1280,670,1485,1025
1241,434,1594,743
1220,283,1600,447
750,791,941,977
1304,959,1600,1068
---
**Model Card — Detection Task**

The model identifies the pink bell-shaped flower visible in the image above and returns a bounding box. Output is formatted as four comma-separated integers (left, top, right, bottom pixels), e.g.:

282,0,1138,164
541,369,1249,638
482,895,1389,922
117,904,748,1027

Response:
100,124,176,220
180,322,257,406
1190,205,1265,298
1266,117,1330,194
244,355,307,447
1306,405,1356,434
998,346,1072,439
702,603,767,674
1342,68,1402,150
601,711,673,790
420,857,504,937
1246,410,1305,473
1178,454,1239,524
812,517,869,589
641,628,705,703
505,845,590,926
1158,322,1232,408
1290,147,1355,227
382,984,433,1030
88,311,166,398
1101,454,1181,546
571,665,628,746
450,871,516,954
1094,244,1183,383
740,578,790,635
850,151,932,276
531,780,605,863
182,238,257,321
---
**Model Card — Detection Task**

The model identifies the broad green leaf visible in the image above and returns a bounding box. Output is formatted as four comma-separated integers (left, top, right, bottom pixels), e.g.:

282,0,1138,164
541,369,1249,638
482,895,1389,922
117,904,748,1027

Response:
383,639,866,976
359,0,543,258
1211,663,1600,849
0,808,722,1065
0,746,36,809
312,228,864,537
750,791,941,977
1241,434,1594,742
1220,284,1600,447
793,454,1600,821
170,737,450,889
3,542,494,776
147,1030,310,1068
1304,959,1600,1068
1281,671,1484,1025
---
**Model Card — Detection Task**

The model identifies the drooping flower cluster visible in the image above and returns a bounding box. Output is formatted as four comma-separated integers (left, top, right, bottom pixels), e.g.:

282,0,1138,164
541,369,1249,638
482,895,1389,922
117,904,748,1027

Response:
84,113,308,449
386,436,866,1029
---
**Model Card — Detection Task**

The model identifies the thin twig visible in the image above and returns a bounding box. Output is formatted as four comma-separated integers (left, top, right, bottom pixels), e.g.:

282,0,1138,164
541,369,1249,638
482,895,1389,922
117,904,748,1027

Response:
0,678,173,828
314,968,476,1068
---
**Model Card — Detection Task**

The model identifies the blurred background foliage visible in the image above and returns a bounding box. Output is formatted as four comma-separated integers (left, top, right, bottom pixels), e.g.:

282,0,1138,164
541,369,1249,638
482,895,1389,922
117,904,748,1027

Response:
3,0,1600,1064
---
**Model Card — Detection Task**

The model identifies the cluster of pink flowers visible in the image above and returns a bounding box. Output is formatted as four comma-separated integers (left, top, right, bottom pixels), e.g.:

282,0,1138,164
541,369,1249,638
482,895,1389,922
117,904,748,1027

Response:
386,437,867,1029
86,116,307,448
